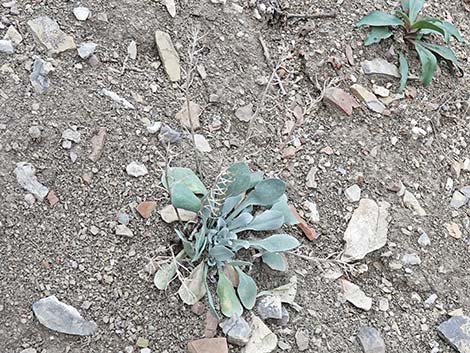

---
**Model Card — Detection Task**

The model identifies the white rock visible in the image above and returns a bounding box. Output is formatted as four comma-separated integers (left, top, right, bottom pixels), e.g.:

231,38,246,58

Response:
155,30,180,82
242,315,277,353
159,205,197,223
73,7,90,21
403,190,426,216
305,166,318,189
344,184,361,202
78,42,97,59
100,88,135,109
418,232,431,247
14,162,49,201
0,39,14,54
424,293,437,308
146,121,161,134
194,134,212,152
372,85,390,98
128,40,137,60
115,224,133,237
62,128,81,143
126,162,148,177
303,201,320,223
361,58,400,78
340,279,372,311
4,26,23,45
402,253,421,266
28,16,76,54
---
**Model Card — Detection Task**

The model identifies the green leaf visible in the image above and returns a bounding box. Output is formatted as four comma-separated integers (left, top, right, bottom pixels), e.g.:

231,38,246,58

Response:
398,52,409,93
270,195,299,225
411,19,445,36
162,167,208,195
421,42,459,67
175,229,195,258
235,267,257,310
407,0,425,23
230,239,250,252
402,0,410,11
262,252,288,271
414,41,437,86
171,183,202,212
234,210,284,233
221,194,243,217
223,162,252,197
356,11,403,27
217,268,243,317
210,245,235,262
426,20,465,43
178,262,207,305
228,212,253,230
249,171,264,189
249,234,300,253
364,26,393,46
395,10,411,26
204,267,220,320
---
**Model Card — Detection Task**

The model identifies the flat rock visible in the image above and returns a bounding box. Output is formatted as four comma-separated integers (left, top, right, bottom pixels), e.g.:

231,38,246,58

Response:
437,316,470,353
126,162,148,177
401,253,421,266
187,337,228,353
446,222,462,239
341,199,390,262
295,329,309,351
362,58,400,78
403,190,426,216
357,326,385,353
73,7,90,21
350,84,386,114
30,56,53,94
450,190,468,209
372,85,390,98
100,88,135,109
28,16,76,54
194,134,212,152
159,204,197,223
0,39,14,54
136,201,157,219
220,316,251,346
78,42,97,59
345,184,361,202
159,125,181,144
242,315,277,353
62,128,81,143
115,224,133,237
4,26,22,45
235,103,254,122
15,162,49,201
256,295,282,320
341,279,372,311
323,87,359,116
146,121,161,134
176,101,201,130
155,30,180,82
128,40,137,59
32,295,97,336
88,127,107,162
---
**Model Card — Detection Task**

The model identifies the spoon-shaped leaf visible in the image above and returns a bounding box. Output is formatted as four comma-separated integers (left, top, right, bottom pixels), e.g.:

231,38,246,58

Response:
414,41,437,87
233,210,284,233
171,183,201,212
270,195,298,225
364,26,393,46
162,167,208,195
235,267,257,310
398,52,409,93
262,252,289,272
249,234,300,253
217,268,243,317
356,11,403,27
223,162,252,197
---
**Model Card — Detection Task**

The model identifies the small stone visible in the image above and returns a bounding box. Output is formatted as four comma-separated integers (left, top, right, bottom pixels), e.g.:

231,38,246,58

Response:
295,330,309,351
204,311,219,338
362,58,400,78
450,190,468,209
461,186,470,198
341,279,372,311
372,85,390,97
220,316,251,346
344,184,361,202
28,16,76,54
402,253,421,266
278,341,291,351
78,42,97,59
424,293,438,308
73,7,90,21
235,103,254,122
187,338,228,353
32,295,97,336
15,162,49,201
418,232,431,247
29,126,41,139
20,349,37,353
194,134,212,152
256,295,282,320
136,201,157,219
158,125,181,144
242,315,277,353
357,326,385,353
117,212,130,225
100,88,135,109
306,167,318,189
449,308,464,317
323,87,359,116
146,121,161,134
136,337,149,348
0,39,14,53
47,191,59,207
140,349,150,353
89,226,99,235
87,54,100,67
62,128,81,143
62,140,72,149
462,159,470,172
30,56,53,94
437,316,470,353
126,161,148,177
128,40,137,60
115,224,133,237
350,84,386,114
197,64,207,79
25,193,36,205
155,30,180,82
403,190,426,216
88,127,107,162
378,298,389,311
4,26,22,45
159,204,197,223
446,222,462,239
175,101,201,130
191,302,206,316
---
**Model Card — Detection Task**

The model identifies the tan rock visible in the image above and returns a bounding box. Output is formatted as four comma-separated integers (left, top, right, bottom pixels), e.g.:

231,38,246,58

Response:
159,205,197,223
350,84,385,114
187,338,228,353
340,279,372,311
155,30,180,82
242,315,277,353
88,127,107,162
235,103,254,122
323,87,359,116
446,222,462,239
27,16,76,54
176,101,202,130
136,201,157,219
4,26,23,45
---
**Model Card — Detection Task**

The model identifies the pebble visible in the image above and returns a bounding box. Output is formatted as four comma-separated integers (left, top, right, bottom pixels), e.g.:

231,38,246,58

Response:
88,127,107,162
126,161,148,177
20,349,37,353
341,279,372,311
32,295,97,336
73,7,90,21
194,134,212,153
403,190,427,216
28,16,76,54
424,293,438,308
15,162,49,201
4,26,23,45
450,190,468,209
136,337,149,348
0,38,14,53
159,205,197,223
117,212,130,225
350,84,386,114
62,128,81,143
30,56,53,94
100,88,135,109
136,201,157,219
243,315,278,353
62,140,72,149
344,184,361,202
437,316,470,353
402,253,421,266
24,193,36,205
155,30,180,82
323,87,359,116
176,101,201,130
446,222,462,239
187,338,228,353
361,58,400,78
159,125,181,144
128,40,137,59
140,349,150,353
372,84,390,98
78,42,97,59
115,224,133,237
357,326,385,353
28,126,41,139
146,121,161,134
256,295,283,320
235,103,253,122
220,315,251,346
418,232,431,247
295,329,309,351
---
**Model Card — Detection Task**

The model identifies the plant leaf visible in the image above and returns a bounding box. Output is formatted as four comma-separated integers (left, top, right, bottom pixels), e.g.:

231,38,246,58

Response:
249,234,300,253
223,162,251,197
178,262,207,305
230,239,250,252
356,11,403,27
262,252,289,271
235,267,257,310
395,10,411,26
209,245,235,262
270,195,299,225
407,0,425,23
426,20,465,43
217,268,243,317
398,52,409,93
171,183,202,212
204,266,220,320
402,0,410,11
414,41,437,87
234,210,284,233
249,171,264,189
421,42,459,67
228,212,254,230
411,19,445,36
162,167,208,195
154,250,185,290
364,26,393,46
221,194,243,217
258,276,297,305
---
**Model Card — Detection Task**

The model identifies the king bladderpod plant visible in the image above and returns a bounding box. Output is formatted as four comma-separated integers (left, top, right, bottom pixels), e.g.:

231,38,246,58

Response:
154,162,300,317
356,0,465,90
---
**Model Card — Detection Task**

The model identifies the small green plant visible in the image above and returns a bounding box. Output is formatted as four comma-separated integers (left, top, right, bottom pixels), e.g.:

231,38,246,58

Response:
356,0,465,90
154,162,300,317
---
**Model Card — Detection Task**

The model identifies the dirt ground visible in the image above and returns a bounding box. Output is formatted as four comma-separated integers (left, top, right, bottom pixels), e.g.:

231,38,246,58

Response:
1,0,469,352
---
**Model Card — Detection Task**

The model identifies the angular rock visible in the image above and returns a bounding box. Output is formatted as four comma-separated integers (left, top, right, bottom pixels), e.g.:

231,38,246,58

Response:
146,121,161,134
115,224,133,237
350,84,386,114
128,40,137,60
28,16,76,54
136,201,157,219
78,42,97,59
4,26,22,45
345,184,361,202
176,101,201,130
372,85,390,98
256,295,282,320
295,329,309,351
194,134,211,152
341,279,372,311
15,162,49,201
306,166,318,189
29,126,41,139
204,311,219,338
446,222,462,239
341,199,390,262
164,0,176,17
30,56,53,94
32,295,97,336
126,162,148,177
357,326,385,353
401,253,421,266
187,338,228,353
437,316,470,353
47,190,59,207
0,39,14,54
418,232,431,247
242,315,277,353
362,58,400,78
88,127,107,162
159,204,197,223
117,212,130,225
235,104,253,122
73,7,90,21
159,125,181,144
323,87,359,116
62,128,81,143
220,316,251,346
100,88,135,109
450,190,468,209
155,30,180,82
461,186,470,198
403,190,426,216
